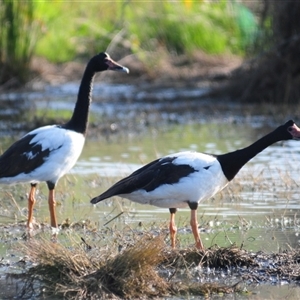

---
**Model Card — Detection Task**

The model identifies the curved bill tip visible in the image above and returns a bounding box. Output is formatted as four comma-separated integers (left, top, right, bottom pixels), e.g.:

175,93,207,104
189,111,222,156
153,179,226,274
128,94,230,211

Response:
107,59,130,73
121,66,130,74
291,122,300,140
90,197,99,204
111,65,129,74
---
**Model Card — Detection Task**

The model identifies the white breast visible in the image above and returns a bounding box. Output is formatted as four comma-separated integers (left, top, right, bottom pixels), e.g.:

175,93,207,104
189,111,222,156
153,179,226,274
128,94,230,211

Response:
32,128,85,183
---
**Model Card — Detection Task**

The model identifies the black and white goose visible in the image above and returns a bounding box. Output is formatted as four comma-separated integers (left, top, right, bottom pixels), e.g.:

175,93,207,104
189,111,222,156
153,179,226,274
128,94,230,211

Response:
0,52,129,231
91,120,300,249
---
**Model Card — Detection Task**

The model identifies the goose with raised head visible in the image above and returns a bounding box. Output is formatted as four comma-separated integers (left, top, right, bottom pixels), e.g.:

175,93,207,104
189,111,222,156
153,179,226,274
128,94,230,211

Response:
91,120,300,249
0,52,129,231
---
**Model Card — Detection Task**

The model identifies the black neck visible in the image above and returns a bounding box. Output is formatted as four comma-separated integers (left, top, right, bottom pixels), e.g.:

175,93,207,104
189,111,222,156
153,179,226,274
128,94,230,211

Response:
217,130,283,181
63,64,95,134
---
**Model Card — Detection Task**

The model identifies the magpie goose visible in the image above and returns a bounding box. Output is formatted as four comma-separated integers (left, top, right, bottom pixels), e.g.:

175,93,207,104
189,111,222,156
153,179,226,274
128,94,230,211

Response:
91,120,300,249
0,52,129,231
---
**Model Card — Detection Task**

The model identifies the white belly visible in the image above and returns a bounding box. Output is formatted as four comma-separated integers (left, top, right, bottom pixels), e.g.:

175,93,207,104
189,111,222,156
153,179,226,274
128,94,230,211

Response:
120,162,229,208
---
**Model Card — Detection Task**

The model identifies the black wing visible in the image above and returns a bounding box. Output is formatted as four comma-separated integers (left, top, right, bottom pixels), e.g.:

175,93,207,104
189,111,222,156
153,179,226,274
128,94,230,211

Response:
91,156,197,204
0,133,52,178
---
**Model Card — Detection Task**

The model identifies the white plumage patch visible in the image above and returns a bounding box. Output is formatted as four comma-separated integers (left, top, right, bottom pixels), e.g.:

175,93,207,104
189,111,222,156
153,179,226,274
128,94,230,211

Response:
120,151,229,208
0,125,85,185
31,129,84,183
23,151,38,160
29,125,70,151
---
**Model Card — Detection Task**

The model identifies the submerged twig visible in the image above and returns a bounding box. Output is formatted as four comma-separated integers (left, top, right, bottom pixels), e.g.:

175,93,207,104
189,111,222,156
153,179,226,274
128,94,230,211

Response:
103,211,124,226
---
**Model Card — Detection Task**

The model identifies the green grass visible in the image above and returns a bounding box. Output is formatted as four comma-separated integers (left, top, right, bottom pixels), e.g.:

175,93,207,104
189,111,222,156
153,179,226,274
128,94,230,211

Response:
34,1,258,63
34,1,125,62
126,1,248,55
0,0,38,83
0,0,258,84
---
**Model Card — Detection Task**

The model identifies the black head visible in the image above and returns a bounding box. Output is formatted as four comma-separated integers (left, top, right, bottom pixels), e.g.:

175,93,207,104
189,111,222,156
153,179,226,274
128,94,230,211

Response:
90,52,129,73
278,120,300,140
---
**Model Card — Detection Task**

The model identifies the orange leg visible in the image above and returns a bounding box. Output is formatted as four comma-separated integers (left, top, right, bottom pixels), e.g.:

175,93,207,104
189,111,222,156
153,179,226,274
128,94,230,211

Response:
190,209,204,250
27,184,37,229
48,189,58,228
169,208,177,249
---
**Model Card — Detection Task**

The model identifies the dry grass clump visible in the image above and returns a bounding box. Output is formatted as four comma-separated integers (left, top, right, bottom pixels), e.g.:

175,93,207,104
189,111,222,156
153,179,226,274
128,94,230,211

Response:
164,244,257,269
15,232,300,297
20,234,169,299
82,234,169,299
16,233,247,299
19,236,107,299
17,228,300,299
17,234,300,299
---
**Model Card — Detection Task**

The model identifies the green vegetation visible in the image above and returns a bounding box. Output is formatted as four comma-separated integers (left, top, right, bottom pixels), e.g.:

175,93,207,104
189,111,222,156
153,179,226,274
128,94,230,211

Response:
34,2,124,62
0,0,258,84
0,0,38,84
125,1,256,56
35,1,257,62
2,1,300,103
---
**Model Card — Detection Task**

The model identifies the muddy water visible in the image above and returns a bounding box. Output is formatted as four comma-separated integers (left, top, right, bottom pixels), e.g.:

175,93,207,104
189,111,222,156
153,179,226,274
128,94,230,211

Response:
1,83,300,298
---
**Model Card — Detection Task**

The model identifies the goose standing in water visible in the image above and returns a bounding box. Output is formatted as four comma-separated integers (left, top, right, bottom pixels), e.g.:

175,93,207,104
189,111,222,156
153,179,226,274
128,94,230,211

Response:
91,120,300,249
0,52,129,231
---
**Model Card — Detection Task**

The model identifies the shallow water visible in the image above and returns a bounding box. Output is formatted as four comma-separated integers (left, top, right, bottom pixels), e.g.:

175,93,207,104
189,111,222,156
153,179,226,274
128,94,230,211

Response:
1,82,300,298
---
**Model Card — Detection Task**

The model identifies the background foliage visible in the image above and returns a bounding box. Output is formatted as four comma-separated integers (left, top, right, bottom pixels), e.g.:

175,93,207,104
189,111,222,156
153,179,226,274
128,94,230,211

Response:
0,0,38,84
2,0,300,103
0,0,258,85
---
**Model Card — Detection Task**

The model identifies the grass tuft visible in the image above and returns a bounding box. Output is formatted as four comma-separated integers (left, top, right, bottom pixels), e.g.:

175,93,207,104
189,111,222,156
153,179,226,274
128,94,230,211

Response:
163,244,257,269
20,234,169,299
17,232,247,299
13,229,300,299
83,234,168,298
